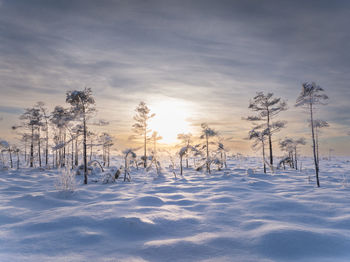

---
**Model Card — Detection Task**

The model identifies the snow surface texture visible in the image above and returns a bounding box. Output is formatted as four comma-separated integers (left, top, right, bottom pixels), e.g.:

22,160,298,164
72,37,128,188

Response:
0,157,350,262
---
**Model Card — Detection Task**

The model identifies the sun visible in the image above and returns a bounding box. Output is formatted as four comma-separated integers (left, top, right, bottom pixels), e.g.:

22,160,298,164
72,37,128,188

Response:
148,98,194,144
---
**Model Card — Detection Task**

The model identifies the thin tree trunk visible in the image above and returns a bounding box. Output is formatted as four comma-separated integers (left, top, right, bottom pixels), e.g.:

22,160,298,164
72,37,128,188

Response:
62,131,66,167
83,109,88,184
45,128,49,166
267,110,273,165
30,126,34,167
144,127,147,168
38,128,42,167
9,149,13,168
315,127,320,165
90,139,92,161
310,102,320,187
180,155,183,176
262,140,266,173
75,138,78,166
16,151,19,169
71,137,74,169
24,140,27,163
295,147,298,170
107,145,110,167
206,134,210,174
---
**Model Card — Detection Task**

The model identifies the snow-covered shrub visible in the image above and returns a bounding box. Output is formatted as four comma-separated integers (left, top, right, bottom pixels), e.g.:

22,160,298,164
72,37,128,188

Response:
55,168,76,192
246,168,255,175
102,172,116,184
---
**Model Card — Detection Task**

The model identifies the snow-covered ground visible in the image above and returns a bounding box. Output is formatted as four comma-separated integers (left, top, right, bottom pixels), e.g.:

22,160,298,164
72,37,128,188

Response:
1,157,350,262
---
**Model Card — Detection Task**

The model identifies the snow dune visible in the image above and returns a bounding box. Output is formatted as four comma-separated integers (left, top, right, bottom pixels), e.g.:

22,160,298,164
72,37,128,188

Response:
0,158,350,261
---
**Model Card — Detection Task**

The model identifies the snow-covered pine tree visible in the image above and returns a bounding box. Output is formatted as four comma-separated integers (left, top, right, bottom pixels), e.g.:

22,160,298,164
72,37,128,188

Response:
279,137,296,169
293,138,306,170
100,132,113,167
66,88,96,184
132,102,155,168
36,102,50,166
246,92,287,166
177,133,193,168
123,149,137,181
150,131,162,155
50,106,73,168
296,82,329,187
313,119,329,165
247,127,269,173
18,107,43,167
200,123,217,174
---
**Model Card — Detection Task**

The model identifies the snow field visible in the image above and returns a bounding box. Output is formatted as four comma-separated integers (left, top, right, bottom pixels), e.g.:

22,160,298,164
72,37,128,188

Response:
0,158,350,262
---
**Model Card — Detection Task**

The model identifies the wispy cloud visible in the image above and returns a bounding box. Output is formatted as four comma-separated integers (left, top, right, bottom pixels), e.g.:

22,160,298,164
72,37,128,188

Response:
0,0,350,154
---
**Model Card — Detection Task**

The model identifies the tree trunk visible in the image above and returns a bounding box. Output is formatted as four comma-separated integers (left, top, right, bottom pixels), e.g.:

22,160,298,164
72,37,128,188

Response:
294,147,298,170
124,155,127,181
24,140,27,163
9,149,13,168
180,155,183,176
45,128,49,166
75,138,78,166
206,134,210,174
30,126,34,167
16,151,19,169
262,140,266,173
83,109,88,184
267,110,273,165
71,137,74,169
38,129,42,167
310,102,320,187
90,138,92,161
62,131,66,167
144,127,147,168
315,127,320,165
107,145,110,167
52,148,55,168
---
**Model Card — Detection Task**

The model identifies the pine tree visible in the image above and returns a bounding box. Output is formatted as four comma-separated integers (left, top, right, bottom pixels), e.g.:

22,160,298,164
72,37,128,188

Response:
246,92,287,165
200,123,217,174
296,82,329,187
132,102,155,168
66,88,96,184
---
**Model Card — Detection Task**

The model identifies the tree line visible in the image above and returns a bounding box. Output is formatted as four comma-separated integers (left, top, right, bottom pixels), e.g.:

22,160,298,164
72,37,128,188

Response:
1,82,330,187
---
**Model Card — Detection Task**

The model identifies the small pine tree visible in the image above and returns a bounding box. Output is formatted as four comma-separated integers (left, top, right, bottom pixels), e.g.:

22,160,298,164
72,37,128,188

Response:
66,88,96,184
295,82,329,187
132,102,155,168
248,127,269,173
246,92,287,166
200,123,217,174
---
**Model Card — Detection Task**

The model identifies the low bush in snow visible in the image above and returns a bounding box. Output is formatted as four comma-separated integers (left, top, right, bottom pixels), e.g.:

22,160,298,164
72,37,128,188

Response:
55,168,76,192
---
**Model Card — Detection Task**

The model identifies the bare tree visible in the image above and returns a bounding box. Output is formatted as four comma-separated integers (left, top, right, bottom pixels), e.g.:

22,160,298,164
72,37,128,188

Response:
296,82,329,187
246,92,287,166
66,88,96,184
132,102,155,168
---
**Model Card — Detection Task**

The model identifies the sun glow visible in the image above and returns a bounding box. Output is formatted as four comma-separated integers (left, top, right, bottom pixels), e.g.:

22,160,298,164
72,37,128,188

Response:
148,98,195,144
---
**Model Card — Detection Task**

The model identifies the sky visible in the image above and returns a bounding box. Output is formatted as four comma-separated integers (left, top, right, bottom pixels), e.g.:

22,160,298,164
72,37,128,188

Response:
0,0,350,155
